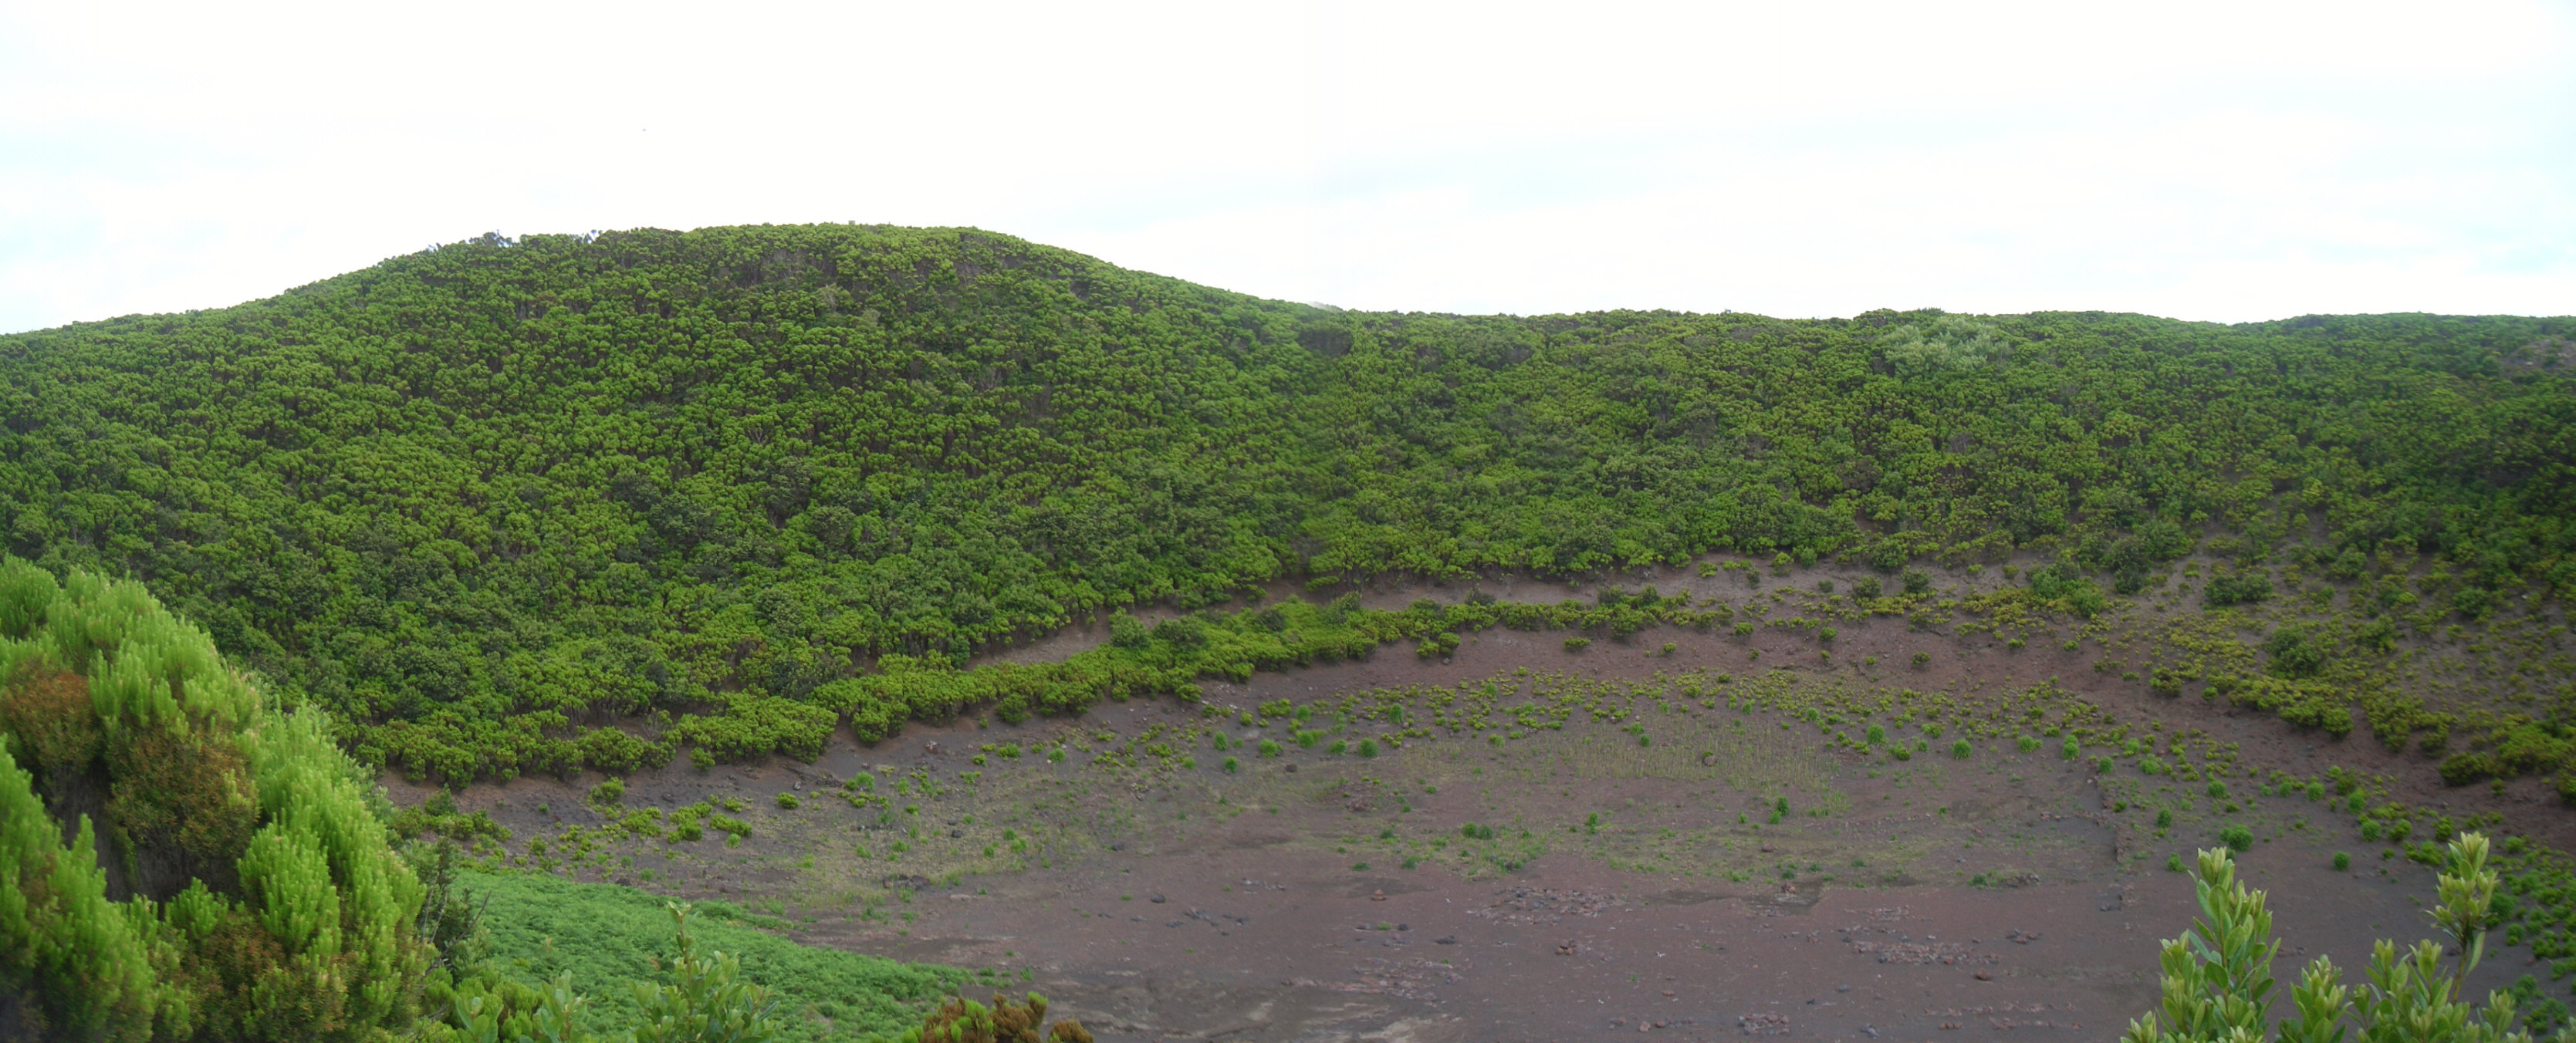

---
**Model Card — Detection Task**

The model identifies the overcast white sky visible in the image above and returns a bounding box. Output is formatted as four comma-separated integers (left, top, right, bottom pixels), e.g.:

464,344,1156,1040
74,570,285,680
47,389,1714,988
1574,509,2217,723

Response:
3,1,2571,333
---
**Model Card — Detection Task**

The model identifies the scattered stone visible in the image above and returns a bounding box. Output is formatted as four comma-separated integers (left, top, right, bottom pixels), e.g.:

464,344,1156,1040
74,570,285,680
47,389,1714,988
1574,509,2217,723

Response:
1472,887,1621,926
1435,935,1458,945
1149,893,1165,903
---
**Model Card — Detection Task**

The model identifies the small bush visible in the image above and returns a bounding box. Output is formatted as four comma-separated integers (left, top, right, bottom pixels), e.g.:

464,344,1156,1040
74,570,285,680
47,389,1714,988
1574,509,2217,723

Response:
901,991,1093,1043
590,778,626,805
1358,739,1379,758
2439,752,2499,787
2219,825,2254,852
776,792,800,809
2204,572,2272,608
1257,739,1282,758
2334,852,2351,871
1564,636,1592,651
1950,739,1972,759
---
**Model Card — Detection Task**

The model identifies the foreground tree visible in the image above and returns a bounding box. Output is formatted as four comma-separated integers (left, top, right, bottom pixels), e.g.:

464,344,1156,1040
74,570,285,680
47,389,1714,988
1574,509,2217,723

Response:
0,558,428,1039
2126,833,2574,1043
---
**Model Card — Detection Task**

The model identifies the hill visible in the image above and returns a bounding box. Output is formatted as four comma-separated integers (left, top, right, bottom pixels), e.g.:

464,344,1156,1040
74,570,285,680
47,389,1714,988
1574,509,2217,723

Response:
2,224,2570,781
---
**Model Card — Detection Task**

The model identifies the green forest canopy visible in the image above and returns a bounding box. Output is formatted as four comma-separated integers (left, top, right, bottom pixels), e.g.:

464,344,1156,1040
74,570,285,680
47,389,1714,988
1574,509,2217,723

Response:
2,224,2570,781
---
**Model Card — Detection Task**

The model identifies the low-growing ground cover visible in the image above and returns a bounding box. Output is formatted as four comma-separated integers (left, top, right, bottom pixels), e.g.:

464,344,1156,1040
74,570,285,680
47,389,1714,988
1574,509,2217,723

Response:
454,870,965,1041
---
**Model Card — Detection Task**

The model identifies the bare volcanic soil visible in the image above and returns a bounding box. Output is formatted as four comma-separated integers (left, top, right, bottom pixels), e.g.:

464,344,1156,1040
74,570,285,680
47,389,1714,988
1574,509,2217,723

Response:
411,574,2566,1042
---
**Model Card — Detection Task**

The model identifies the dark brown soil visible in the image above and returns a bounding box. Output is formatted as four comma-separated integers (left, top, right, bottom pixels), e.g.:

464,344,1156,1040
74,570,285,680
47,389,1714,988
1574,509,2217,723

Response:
408,565,2569,1041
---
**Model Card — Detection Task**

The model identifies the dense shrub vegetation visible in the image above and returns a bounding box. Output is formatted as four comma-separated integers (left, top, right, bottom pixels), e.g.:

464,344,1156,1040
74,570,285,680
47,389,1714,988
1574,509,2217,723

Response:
2,225,2570,779
0,557,427,1039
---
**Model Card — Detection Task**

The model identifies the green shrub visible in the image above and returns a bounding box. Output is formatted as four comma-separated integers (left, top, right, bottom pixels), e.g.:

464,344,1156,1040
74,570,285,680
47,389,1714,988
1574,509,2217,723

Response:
0,560,428,1038
2263,624,2328,678
2334,852,2351,872
896,991,1092,1043
2219,825,2254,852
2124,835,2539,1043
2204,572,2272,608
1950,739,1972,759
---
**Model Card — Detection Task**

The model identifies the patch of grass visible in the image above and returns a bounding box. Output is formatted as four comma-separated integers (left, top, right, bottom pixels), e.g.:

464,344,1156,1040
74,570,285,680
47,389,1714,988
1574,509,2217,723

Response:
461,870,962,1041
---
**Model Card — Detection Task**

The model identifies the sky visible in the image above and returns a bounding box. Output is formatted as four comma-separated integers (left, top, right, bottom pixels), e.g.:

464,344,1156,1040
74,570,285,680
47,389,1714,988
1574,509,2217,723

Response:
2,0,2571,333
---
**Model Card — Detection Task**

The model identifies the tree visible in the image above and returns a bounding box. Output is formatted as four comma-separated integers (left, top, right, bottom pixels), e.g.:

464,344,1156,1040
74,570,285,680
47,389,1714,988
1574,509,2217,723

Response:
0,558,429,1040
2125,834,2573,1043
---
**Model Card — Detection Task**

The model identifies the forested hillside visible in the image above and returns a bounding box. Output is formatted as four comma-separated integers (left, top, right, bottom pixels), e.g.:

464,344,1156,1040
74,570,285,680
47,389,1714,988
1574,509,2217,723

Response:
2,224,2570,781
